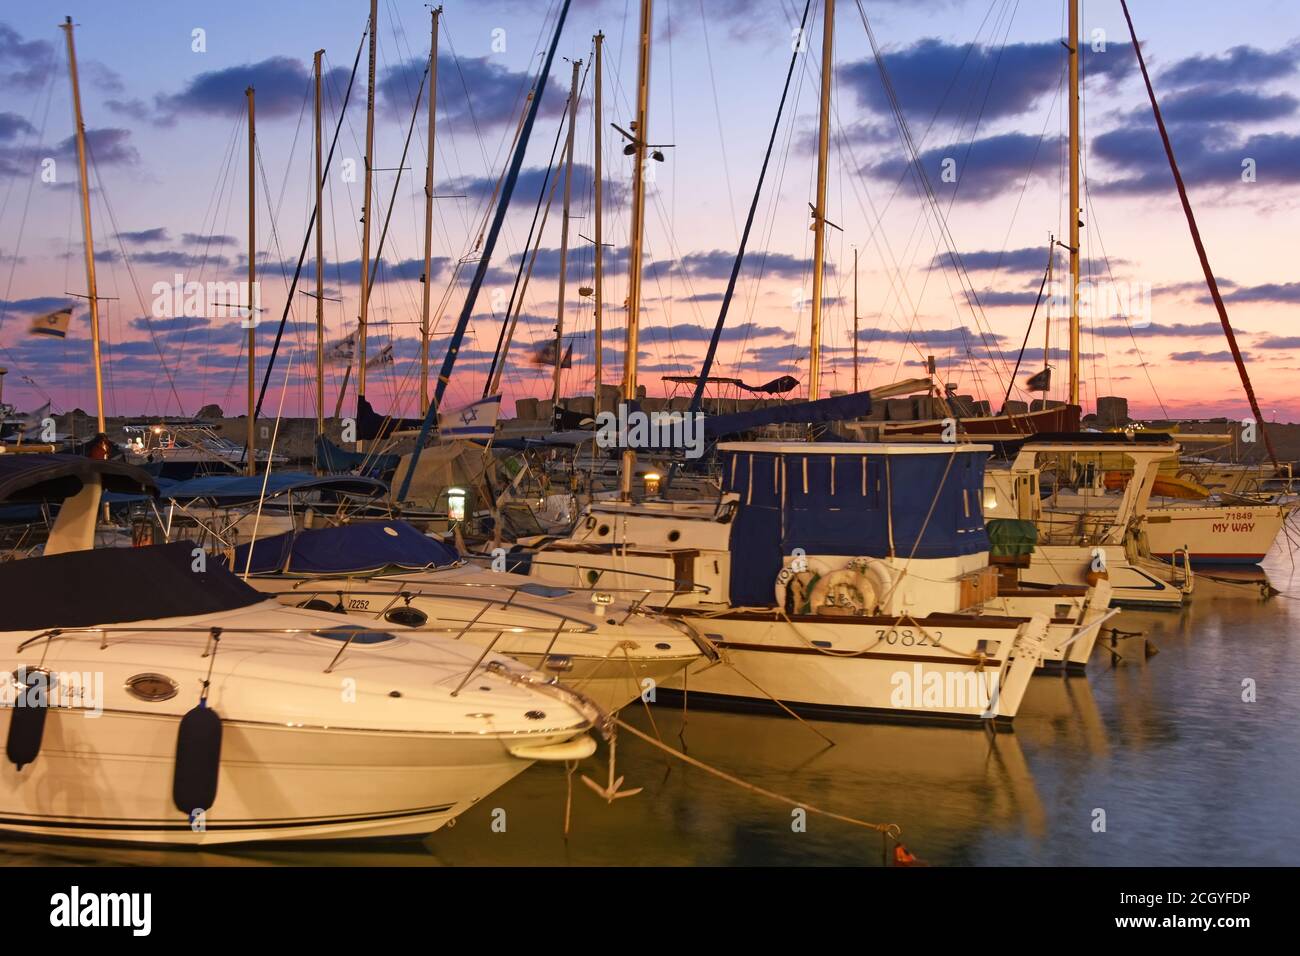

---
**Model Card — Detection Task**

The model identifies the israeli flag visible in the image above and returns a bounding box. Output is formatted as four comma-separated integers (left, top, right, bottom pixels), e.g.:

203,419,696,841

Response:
29,307,72,338
439,394,501,441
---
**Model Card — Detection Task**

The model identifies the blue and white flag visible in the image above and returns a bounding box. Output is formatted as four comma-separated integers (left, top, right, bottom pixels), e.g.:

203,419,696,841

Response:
439,394,501,441
29,307,72,338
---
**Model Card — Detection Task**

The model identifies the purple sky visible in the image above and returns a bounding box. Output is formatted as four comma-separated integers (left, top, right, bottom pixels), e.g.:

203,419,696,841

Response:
1,0,1298,424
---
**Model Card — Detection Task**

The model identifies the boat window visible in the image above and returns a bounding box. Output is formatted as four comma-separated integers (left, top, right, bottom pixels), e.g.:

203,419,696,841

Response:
310,625,397,645
516,583,572,598
384,607,428,628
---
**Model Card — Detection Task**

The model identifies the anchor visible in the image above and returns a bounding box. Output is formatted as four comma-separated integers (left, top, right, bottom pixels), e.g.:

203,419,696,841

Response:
580,727,642,803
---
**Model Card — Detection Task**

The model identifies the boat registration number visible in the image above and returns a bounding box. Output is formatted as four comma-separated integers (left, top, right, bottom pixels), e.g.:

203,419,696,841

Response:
348,598,370,610
875,628,939,646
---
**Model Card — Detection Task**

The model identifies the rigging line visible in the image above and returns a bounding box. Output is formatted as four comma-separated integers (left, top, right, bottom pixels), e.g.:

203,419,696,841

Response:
0,58,58,368
249,22,366,422
397,0,574,501
1118,0,1270,459
85,143,187,416
856,1,1012,400
690,0,814,415
1083,188,1167,420
483,69,576,395
852,0,1014,387
696,0,737,248
1003,242,1054,408
898,0,1023,396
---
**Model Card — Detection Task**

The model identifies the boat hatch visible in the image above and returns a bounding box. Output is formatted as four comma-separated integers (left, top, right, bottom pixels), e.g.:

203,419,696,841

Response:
516,583,572,598
310,625,398,645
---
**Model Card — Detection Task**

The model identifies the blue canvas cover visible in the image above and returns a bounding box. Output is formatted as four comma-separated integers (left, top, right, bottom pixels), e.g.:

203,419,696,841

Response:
163,471,388,504
721,446,989,606
232,520,459,575
703,390,873,440
315,435,403,477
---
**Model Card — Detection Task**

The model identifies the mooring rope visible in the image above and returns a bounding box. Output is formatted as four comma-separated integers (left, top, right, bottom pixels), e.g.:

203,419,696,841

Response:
612,716,903,844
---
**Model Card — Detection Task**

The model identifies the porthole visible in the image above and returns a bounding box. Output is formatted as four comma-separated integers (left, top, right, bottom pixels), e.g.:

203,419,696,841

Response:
667,529,681,542
597,524,610,536
524,710,547,720
385,606,428,628
125,673,178,702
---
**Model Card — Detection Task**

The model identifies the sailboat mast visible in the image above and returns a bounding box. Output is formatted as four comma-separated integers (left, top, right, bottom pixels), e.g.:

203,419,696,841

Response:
808,0,834,402
593,32,605,412
60,17,105,435
420,6,441,415
1067,0,1081,407
314,50,325,438
620,0,653,500
358,0,378,399
852,246,859,393
246,85,257,476
552,59,581,407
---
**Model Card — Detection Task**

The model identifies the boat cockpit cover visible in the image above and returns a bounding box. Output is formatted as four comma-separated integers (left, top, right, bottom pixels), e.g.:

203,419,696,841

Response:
0,453,157,503
0,540,264,632
315,434,402,477
161,471,388,505
703,390,873,439
232,520,459,575
722,447,989,605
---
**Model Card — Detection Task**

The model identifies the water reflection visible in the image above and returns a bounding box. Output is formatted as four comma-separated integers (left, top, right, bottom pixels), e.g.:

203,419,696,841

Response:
2,548,1297,866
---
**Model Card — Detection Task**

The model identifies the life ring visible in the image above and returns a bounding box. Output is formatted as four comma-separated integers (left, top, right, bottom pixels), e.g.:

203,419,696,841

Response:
774,556,891,615
773,556,833,612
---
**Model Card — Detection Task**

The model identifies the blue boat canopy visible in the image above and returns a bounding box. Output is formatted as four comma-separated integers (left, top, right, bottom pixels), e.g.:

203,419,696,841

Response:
161,471,388,505
704,390,874,440
720,442,991,606
232,520,459,575
315,434,403,477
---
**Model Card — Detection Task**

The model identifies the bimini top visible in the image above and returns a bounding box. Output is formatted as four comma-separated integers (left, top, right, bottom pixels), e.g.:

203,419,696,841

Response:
0,453,158,504
704,390,875,440
721,442,991,605
160,471,388,505
231,520,459,576
0,540,264,632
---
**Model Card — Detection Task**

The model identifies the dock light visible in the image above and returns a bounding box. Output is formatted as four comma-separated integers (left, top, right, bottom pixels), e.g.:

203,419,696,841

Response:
591,591,614,618
644,471,661,496
447,486,467,523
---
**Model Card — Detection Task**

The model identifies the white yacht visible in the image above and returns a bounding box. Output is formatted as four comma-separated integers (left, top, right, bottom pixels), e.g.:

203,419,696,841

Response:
0,455,601,845
234,520,711,715
514,441,1115,723
984,435,1197,607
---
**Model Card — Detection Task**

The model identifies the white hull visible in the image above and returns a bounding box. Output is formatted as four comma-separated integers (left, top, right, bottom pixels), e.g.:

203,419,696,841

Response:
0,709,556,844
661,611,1052,722
1,598,598,845
1140,501,1289,564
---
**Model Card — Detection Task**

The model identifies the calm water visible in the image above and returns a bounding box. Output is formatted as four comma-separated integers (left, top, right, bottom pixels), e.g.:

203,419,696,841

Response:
5,546,1300,867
